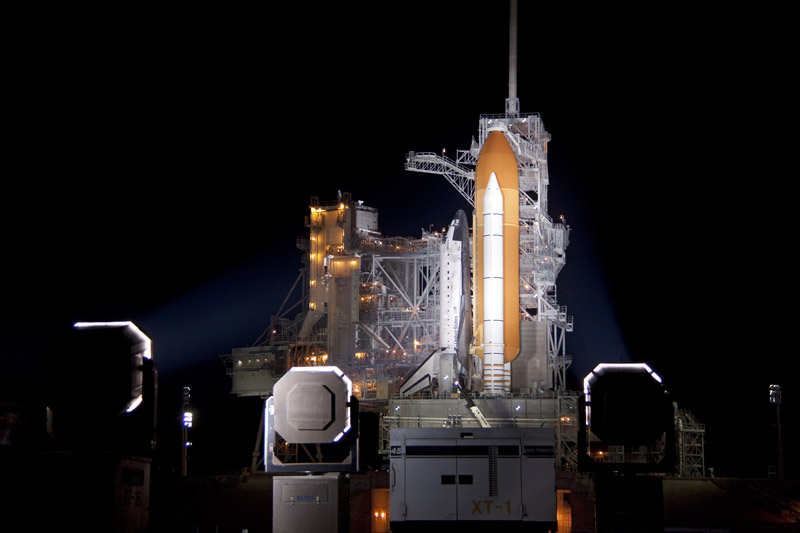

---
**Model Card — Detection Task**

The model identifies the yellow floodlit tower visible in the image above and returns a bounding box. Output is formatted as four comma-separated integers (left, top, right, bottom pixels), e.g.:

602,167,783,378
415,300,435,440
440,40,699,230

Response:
305,193,361,369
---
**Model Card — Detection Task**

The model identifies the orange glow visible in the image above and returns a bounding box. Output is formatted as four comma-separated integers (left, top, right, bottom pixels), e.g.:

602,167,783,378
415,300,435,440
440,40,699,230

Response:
371,488,390,532
557,490,572,532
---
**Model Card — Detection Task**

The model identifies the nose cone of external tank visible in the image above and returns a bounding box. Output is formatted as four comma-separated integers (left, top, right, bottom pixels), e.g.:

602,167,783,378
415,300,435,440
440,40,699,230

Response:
476,130,519,191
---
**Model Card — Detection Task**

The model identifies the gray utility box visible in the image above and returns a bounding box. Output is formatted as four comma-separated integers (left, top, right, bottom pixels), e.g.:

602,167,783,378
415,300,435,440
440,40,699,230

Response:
390,427,556,532
272,474,348,533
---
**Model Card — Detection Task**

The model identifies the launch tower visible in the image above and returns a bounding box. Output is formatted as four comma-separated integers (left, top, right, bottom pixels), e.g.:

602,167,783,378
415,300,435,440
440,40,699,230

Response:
405,77,572,394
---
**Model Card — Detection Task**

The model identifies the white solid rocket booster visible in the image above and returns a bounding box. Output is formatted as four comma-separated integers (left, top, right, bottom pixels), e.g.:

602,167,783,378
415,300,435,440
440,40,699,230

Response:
482,172,505,395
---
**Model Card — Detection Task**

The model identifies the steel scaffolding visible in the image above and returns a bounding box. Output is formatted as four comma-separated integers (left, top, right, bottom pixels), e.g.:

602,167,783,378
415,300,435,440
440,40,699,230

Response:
676,407,706,477
357,233,443,370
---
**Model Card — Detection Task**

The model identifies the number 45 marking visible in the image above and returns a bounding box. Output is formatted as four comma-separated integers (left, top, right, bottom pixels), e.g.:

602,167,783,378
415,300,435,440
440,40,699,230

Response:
471,499,512,514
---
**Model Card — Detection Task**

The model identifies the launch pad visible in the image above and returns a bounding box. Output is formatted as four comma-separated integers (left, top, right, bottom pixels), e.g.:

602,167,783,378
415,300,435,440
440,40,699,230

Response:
216,2,709,531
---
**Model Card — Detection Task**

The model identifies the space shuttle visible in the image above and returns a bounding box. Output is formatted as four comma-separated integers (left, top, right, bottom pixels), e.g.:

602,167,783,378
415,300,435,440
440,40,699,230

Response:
399,210,471,397
399,131,520,398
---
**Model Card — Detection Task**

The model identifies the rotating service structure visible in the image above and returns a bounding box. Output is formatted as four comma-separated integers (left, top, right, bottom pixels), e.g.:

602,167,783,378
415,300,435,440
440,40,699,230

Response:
222,191,454,402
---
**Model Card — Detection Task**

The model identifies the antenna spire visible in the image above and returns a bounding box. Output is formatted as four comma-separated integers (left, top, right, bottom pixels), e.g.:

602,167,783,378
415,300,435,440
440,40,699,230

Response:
506,0,519,117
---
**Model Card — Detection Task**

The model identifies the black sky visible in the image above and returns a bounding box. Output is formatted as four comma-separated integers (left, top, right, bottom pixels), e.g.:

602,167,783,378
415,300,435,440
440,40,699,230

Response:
3,3,797,477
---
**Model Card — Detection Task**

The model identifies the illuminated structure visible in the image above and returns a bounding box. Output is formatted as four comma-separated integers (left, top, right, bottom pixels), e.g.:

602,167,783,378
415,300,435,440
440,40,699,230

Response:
221,0,578,474
223,193,450,383
233,44,574,401
480,173,508,395
181,386,192,477
769,384,784,480
301,192,443,374
406,106,572,395
215,4,712,530
267,366,358,472
222,192,455,470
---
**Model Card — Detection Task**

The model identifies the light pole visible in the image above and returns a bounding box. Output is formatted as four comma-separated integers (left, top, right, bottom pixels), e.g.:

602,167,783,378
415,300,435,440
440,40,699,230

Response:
769,384,783,480
182,387,192,477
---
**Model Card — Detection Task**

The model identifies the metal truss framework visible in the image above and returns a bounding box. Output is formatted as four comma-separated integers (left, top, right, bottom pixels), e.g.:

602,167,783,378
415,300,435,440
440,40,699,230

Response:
675,407,706,478
557,392,580,471
245,224,446,377
358,235,442,367
406,111,573,390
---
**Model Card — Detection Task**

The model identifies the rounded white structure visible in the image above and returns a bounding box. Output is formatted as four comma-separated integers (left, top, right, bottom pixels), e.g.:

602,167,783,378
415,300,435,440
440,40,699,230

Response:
483,173,505,395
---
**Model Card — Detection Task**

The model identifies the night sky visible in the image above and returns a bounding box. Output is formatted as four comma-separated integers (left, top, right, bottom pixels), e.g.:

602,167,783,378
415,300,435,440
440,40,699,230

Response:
3,3,797,478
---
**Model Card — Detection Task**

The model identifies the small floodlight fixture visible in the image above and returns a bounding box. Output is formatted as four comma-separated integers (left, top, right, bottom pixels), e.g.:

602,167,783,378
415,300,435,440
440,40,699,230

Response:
769,384,781,405
181,386,192,476
769,384,784,480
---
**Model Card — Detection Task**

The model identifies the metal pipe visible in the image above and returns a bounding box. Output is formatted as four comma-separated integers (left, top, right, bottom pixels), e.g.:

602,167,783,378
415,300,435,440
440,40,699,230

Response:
508,0,518,101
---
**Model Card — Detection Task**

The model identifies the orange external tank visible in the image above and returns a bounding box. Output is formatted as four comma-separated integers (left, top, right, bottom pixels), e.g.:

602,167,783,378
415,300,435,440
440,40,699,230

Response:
474,130,520,365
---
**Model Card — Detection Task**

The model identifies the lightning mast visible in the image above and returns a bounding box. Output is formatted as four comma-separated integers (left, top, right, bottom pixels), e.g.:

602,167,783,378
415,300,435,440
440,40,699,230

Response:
405,0,572,392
